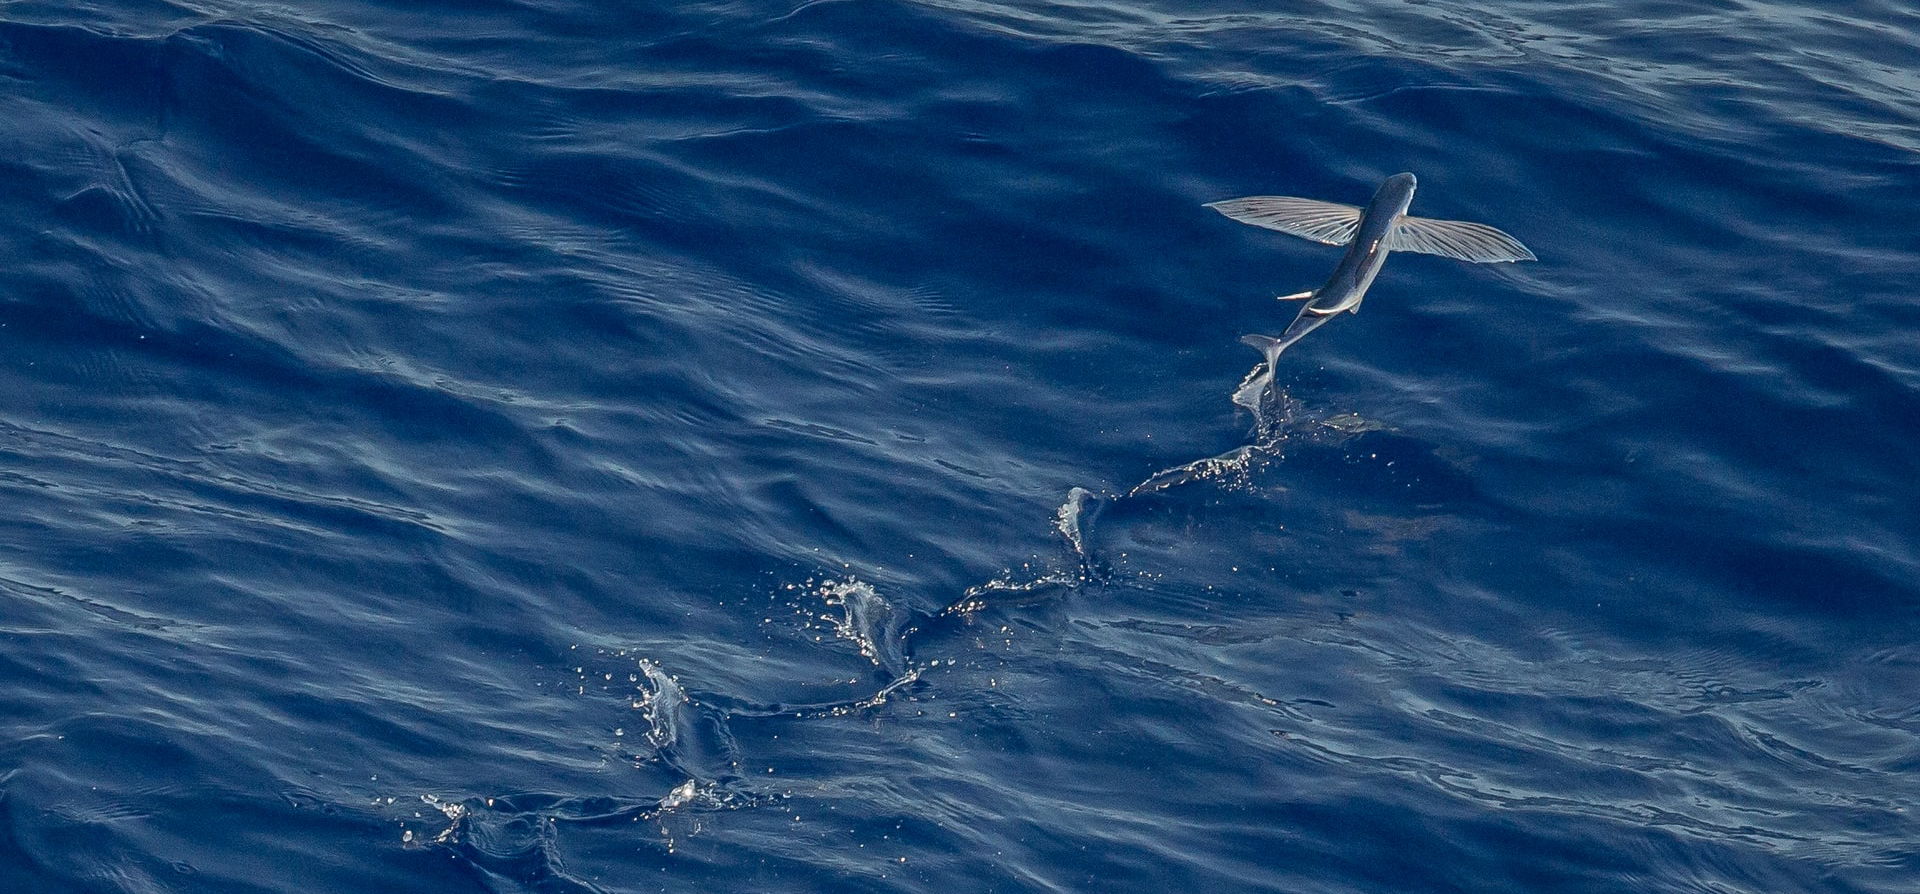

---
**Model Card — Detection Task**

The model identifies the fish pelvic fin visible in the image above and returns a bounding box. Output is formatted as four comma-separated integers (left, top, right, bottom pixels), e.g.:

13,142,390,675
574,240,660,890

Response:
1276,290,1314,302
1303,288,1365,316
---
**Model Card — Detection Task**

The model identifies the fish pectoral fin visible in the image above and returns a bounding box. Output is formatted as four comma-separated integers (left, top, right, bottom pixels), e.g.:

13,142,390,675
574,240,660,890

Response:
1206,196,1362,246
1275,290,1314,301
1385,216,1536,262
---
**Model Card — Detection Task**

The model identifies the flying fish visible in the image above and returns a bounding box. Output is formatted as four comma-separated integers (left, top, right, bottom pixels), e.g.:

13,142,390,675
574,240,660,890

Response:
1209,172,1534,362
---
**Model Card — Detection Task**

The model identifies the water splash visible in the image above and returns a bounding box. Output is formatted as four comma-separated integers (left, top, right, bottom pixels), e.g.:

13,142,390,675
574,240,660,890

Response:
817,578,908,678
409,794,470,847
938,489,1111,617
1128,356,1303,497
943,569,1083,617
402,784,775,872
1054,486,1094,558
635,659,685,752
1129,444,1264,497
1232,352,1296,440
629,658,741,787
658,779,698,811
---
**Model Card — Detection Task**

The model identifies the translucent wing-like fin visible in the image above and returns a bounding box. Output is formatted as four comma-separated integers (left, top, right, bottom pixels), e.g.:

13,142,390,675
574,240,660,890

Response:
1205,196,1363,246
1385,216,1536,262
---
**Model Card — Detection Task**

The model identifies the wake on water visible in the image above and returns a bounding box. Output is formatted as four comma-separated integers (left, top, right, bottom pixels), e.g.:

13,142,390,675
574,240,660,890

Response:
1128,349,1301,496
399,350,1358,852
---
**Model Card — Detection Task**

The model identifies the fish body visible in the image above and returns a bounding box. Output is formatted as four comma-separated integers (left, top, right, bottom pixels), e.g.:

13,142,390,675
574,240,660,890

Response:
1304,171,1419,317
1208,172,1532,364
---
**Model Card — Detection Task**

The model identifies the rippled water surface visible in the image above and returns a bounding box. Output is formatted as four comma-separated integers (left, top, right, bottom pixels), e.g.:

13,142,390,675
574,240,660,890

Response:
2,1,1917,891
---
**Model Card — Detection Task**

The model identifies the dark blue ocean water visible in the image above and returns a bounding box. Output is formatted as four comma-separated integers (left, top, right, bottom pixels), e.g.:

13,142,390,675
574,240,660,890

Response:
2,0,1917,890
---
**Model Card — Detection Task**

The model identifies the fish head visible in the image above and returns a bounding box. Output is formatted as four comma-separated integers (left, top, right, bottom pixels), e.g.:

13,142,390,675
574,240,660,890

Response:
1369,172,1419,223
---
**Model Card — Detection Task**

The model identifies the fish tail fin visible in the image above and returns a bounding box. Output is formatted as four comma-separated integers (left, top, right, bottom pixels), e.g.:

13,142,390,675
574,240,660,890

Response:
1242,329,1316,366
1240,333,1282,353
1240,333,1288,367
